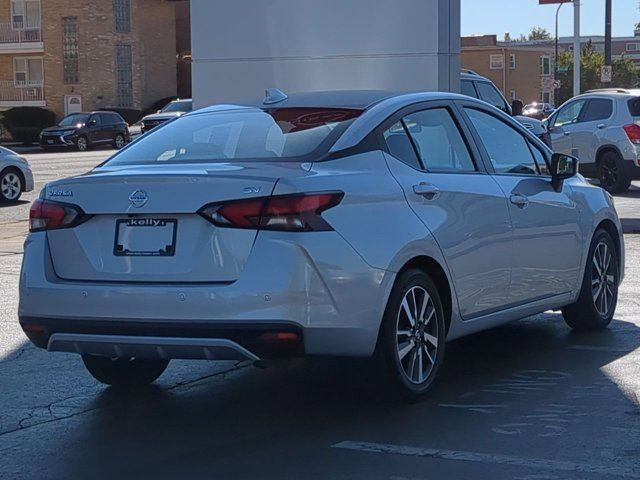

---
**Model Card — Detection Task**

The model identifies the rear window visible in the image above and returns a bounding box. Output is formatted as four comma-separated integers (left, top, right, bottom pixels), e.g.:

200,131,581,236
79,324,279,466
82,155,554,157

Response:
104,107,362,166
628,97,640,117
582,99,613,122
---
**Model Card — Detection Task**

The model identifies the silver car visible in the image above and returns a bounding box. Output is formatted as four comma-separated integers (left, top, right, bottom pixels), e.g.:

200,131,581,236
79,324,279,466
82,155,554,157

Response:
547,88,640,193
19,90,624,398
0,146,34,203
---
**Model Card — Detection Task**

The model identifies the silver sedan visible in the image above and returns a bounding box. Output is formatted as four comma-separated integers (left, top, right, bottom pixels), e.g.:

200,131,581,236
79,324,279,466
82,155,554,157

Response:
0,146,34,203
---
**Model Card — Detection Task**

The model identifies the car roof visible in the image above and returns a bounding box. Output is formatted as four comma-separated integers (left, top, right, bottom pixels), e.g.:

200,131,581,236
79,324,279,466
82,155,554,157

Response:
578,89,640,99
256,90,400,109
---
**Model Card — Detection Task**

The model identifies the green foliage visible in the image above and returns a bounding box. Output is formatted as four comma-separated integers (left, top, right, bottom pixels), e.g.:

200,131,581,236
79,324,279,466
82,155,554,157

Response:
529,27,552,41
0,107,56,145
556,43,639,104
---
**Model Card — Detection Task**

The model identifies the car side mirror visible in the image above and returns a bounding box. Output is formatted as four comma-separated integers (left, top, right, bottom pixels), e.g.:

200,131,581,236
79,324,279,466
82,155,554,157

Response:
88,119,97,127
511,99,523,116
551,153,578,191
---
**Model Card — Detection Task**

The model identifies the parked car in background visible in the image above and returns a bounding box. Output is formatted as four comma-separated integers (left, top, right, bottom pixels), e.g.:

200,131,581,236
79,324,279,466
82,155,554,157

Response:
39,111,130,152
522,102,555,120
546,88,640,193
0,146,34,203
461,70,551,147
20,89,623,398
140,99,193,133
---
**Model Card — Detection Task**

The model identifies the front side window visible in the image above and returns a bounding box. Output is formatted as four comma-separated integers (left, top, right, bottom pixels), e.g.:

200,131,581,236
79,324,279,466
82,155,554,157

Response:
553,99,587,127
465,108,538,175
59,113,89,127
581,99,613,122
105,107,361,166
529,141,549,175
401,108,476,172
476,82,509,113
460,80,477,98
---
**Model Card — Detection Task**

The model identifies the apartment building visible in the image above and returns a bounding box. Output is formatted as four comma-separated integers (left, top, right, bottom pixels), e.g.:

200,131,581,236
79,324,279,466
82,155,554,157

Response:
462,35,556,106
0,0,179,118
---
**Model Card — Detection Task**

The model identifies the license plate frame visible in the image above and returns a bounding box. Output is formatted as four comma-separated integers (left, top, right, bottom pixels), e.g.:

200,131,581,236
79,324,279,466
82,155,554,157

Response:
114,218,177,257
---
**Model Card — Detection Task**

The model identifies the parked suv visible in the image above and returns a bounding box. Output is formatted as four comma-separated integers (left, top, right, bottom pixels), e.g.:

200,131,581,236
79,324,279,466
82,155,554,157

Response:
546,89,640,193
40,111,130,152
140,99,192,133
461,70,552,147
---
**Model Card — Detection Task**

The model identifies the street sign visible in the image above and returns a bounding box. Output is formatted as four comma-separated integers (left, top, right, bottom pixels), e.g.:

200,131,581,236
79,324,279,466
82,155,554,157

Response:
557,65,569,73
601,65,612,83
553,80,562,89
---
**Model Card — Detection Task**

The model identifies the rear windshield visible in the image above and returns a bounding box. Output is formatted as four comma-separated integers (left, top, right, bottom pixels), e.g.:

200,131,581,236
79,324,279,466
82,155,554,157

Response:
161,100,193,113
628,98,640,117
104,107,362,166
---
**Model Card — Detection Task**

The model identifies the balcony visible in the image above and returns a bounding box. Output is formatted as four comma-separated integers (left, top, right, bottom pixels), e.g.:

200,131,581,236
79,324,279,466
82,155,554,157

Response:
0,80,45,108
0,22,43,52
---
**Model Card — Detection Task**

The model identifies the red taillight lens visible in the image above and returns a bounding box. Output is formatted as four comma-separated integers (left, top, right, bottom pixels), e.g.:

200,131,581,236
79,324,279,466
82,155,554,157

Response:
199,192,343,232
623,124,640,144
29,199,86,232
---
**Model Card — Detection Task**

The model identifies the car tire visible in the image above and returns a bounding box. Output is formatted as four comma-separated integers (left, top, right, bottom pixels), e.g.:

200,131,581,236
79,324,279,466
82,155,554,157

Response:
113,133,125,149
82,355,169,387
562,229,618,331
0,168,23,203
76,135,89,152
375,269,446,400
598,151,631,194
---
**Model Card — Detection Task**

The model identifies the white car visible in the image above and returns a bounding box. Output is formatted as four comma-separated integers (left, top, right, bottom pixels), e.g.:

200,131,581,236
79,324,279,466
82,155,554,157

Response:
0,146,34,203
19,90,623,398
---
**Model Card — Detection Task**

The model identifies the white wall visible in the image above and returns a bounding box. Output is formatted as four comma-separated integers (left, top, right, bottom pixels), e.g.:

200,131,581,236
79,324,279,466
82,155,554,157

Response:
191,0,460,108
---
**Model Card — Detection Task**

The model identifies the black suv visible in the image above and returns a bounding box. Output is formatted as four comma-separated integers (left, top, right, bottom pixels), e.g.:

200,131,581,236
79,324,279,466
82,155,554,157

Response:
40,111,130,152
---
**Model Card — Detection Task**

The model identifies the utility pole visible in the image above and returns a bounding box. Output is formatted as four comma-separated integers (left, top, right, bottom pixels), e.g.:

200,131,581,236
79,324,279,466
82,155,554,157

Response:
603,0,612,83
573,0,581,96
554,2,565,105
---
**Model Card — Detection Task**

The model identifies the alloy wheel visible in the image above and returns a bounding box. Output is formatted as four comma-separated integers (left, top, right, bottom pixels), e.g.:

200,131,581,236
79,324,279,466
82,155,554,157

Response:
591,240,615,316
600,158,618,190
1,172,21,201
115,135,125,149
77,137,88,151
396,286,439,384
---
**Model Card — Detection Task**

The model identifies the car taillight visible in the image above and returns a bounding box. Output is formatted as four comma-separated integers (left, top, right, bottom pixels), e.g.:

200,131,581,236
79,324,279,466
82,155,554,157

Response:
623,124,640,144
29,199,87,232
199,192,343,232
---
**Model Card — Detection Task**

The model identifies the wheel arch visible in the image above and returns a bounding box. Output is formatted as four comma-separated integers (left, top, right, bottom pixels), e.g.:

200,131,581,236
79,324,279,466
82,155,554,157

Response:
595,144,623,166
594,218,622,278
396,256,453,335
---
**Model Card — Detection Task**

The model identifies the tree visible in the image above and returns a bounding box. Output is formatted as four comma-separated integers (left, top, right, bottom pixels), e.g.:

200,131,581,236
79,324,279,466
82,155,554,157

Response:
555,42,639,104
504,32,512,42
529,27,552,41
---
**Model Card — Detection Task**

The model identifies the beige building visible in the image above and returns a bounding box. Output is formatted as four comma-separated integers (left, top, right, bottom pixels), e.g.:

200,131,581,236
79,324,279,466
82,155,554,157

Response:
462,35,556,106
0,0,179,118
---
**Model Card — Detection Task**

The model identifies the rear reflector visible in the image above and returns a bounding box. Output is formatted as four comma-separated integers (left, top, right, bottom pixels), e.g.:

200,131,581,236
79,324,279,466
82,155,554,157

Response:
199,192,343,232
623,124,640,144
29,199,87,232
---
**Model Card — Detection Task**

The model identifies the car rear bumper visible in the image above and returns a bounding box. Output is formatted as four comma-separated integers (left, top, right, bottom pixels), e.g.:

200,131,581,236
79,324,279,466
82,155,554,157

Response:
19,231,393,358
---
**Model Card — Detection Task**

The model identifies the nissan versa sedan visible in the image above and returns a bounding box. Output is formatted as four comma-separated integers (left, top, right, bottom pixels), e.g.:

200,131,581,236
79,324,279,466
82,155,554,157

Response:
19,90,624,398
0,146,34,203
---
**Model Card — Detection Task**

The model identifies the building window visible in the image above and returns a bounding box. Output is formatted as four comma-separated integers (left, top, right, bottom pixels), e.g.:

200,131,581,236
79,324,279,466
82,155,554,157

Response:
541,91,552,104
10,0,41,29
114,0,131,33
116,44,133,107
13,56,43,85
510,90,517,101
509,53,516,69
62,17,79,84
627,43,640,52
490,54,504,70
541,56,551,76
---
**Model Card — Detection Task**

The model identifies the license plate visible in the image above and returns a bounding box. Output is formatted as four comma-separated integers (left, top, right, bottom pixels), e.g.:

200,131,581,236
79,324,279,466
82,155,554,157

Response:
47,139,53,144
114,218,177,256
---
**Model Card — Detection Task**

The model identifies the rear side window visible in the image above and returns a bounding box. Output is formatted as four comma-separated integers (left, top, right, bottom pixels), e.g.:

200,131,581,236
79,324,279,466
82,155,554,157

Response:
476,82,509,113
465,108,538,175
628,98,640,116
383,122,422,170
402,108,476,172
100,113,113,124
461,80,478,98
582,99,613,122
105,107,362,165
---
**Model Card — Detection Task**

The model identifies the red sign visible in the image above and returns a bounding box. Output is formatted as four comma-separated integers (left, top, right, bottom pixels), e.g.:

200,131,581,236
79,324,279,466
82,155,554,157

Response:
539,0,572,4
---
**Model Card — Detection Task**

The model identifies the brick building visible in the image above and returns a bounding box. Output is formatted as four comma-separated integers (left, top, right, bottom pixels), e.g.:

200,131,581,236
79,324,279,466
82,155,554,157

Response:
0,0,181,118
462,35,556,106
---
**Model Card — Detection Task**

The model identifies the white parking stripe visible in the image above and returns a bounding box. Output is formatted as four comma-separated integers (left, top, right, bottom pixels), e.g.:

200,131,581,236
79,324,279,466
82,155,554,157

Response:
332,441,640,478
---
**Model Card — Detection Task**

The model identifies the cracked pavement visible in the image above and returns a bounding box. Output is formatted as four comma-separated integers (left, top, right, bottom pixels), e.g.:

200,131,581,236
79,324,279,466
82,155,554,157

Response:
0,150,639,479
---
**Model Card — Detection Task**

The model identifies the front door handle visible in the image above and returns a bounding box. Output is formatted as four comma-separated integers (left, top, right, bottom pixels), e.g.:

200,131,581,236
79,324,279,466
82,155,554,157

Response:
413,183,440,200
597,123,606,129
563,131,571,136
510,194,529,208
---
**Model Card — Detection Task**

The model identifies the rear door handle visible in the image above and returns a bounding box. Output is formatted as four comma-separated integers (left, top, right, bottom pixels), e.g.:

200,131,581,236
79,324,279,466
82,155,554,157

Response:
413,183,440,200
510,194,529,208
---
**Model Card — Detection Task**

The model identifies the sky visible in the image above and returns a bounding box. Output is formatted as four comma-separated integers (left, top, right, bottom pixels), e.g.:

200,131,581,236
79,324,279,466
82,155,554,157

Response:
462,0,639,40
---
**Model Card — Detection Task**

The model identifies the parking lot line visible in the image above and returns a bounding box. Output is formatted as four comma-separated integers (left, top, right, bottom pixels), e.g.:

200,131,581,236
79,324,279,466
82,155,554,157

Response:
331,440,640,478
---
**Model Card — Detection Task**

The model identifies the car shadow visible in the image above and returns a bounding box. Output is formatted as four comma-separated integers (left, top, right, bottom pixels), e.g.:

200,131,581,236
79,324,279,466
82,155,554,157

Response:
0,199,29,208
2,312,638,479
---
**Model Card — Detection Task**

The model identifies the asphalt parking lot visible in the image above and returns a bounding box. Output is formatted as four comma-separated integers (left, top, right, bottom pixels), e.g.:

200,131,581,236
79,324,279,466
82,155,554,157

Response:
0,149,639,480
